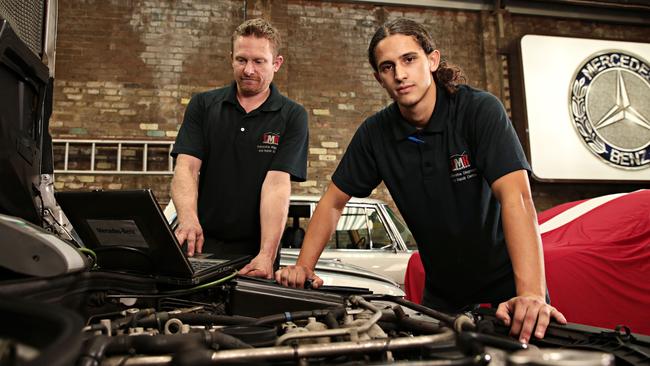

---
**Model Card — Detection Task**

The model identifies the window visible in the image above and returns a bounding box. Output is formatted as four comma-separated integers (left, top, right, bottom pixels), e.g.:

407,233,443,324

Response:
367,208,392,249
385,206,417,250
281,203,311,249
323,206,393,250
325,207,370,250
281,200,416,252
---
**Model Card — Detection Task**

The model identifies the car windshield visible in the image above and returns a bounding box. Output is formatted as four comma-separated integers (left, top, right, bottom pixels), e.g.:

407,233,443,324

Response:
384,206,417,250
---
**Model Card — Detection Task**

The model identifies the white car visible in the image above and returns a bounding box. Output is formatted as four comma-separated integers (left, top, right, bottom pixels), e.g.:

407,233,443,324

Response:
281,196,417,286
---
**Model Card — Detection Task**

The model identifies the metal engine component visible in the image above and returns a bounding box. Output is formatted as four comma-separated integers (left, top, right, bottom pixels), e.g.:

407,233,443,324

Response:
508,349,615,366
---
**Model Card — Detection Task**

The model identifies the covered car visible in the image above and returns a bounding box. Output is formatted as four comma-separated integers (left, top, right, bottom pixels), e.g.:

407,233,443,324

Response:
405,190,650,335
540,189,650,335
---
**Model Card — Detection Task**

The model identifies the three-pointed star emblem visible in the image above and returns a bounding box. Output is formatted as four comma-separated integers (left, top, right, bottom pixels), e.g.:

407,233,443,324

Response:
593,70,650,131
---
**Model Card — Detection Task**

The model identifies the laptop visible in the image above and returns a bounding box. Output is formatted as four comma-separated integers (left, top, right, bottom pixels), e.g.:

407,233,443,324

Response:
55,189,251,285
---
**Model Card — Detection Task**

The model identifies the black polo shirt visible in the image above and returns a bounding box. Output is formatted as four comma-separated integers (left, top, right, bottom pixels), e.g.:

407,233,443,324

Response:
332,84,530,308
171,82,308,250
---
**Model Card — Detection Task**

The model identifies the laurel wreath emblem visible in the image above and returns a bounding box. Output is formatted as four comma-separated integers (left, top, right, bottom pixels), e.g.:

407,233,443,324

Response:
571,78,606,154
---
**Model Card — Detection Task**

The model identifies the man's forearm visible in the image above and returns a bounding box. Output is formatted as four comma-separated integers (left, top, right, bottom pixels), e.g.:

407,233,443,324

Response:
296,183,349,270
170,155,204,254
259,171,291,261
492,170,546,299
495,174,567,343
501,193,546,298
171,165,200,222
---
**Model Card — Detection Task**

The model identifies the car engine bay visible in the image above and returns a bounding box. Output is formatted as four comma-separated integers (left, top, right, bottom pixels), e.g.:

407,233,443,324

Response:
2,269,649,366
0,2,649,365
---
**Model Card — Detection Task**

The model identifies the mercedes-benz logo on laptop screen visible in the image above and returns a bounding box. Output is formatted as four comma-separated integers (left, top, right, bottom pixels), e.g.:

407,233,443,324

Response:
570,50,650,170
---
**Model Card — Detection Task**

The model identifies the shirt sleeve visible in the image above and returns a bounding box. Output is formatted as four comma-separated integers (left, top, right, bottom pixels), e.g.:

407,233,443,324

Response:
332,121,382,198
171,94,206,160
469,92,531,185
269,103,309,182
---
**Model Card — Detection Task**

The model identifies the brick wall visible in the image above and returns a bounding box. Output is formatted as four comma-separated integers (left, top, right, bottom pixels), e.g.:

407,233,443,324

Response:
51,0,649,210
52,0,243,201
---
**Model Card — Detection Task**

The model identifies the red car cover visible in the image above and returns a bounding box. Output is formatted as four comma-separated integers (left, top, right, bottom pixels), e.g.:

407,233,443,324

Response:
404,190,650,335
404,251,425,305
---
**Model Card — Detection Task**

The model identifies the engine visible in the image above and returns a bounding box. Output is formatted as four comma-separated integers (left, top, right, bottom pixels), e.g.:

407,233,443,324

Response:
4,274,645,366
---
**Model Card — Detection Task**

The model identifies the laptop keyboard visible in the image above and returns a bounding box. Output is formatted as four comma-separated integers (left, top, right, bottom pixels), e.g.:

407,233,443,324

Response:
189,258,228,272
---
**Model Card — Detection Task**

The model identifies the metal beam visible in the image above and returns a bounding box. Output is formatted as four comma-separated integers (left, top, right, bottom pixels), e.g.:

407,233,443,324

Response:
343,0,650,25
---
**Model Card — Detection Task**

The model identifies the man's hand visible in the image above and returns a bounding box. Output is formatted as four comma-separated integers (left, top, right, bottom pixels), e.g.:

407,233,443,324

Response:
239,254,275,279
495,295,567,344
275,264,323,289
174,216,204,256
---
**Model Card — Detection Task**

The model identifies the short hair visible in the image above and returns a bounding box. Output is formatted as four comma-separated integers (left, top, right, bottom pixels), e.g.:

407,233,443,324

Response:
368,18,465,94
232,18,282,56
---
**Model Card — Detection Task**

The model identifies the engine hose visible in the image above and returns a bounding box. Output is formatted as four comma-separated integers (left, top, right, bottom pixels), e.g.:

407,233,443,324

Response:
371,295,474,331
212,330,255,349
110,308,156,331
105,331,253,355
130,309,156,329
457,331,527,352
392,305,446,334
78,329,253,365
324,311,340,329
105,333,200,355
176,313,257,326
77,336,114,366
253,306,346,326
136,312,257,329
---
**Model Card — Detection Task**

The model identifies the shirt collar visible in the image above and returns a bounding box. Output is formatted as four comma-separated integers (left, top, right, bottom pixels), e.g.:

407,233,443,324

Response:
225,81,284,112
391,83,449,141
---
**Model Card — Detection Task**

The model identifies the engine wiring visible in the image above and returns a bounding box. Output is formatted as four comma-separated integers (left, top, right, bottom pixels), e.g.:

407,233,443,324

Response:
103,270,239,298
78,247,98,268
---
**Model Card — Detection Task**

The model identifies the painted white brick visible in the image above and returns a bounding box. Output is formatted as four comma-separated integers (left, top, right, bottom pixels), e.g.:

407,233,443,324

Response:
313,109,330,116
321,141,338,148
309,148,327,155
140,123,159,130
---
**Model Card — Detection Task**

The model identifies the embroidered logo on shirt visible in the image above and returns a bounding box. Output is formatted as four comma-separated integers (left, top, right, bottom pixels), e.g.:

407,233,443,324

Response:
450,153,470,171
257,132,280,153
262,132,280,145
449,152,478,183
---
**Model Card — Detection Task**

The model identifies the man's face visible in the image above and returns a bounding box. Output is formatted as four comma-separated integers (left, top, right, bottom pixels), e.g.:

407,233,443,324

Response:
232,36,283,97
373,34,439,108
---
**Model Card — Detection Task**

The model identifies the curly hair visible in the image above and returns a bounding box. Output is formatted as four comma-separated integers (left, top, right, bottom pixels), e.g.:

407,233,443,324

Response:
232,18,282,56
368,18,465,94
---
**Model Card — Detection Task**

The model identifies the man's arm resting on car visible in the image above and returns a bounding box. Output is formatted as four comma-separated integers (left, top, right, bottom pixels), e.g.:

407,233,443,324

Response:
275,183,351,288
170,154,204,256
239,170,291,279
492,170,567,344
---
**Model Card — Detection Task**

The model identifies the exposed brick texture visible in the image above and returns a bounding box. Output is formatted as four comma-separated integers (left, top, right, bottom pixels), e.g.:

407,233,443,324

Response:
51,0,649,210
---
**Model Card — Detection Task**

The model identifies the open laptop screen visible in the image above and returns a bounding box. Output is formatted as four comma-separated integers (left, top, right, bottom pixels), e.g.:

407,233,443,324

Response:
56,189,197,279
